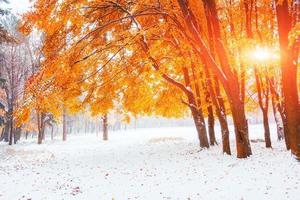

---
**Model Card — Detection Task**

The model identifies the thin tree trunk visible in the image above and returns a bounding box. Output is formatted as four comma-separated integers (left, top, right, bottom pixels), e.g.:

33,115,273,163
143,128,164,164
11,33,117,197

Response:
102,114,108,141
282,114,290,149
62,109,67,141
255,68,272,148
263,111,272,148
271,94,284,140
25,131,28,140
51,125,54,140
8,110,13,146
37,112,43,144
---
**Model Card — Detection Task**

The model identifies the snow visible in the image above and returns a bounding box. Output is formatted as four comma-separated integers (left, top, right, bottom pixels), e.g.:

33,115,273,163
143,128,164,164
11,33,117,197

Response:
0,124,299,200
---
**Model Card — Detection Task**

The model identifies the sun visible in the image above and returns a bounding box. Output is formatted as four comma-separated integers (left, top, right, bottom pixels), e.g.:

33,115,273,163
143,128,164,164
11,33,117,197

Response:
252,46,271,62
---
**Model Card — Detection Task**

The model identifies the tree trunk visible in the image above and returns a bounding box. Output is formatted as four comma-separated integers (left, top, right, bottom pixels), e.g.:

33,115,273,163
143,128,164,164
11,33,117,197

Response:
102,114,108,141
207,105,217,145
191,110,209,148
25,131,28,140
182,66,209,148
8,119,13,145
230,95,252,158
8,108,13,146
62,109,67,141
262,111,272,148
203,64,230,154
275,0,300,159
281,112,290,150
37,130,43,144
219,111,231,154
255,67,272,148
51,125,54,140
271,94,284,140
37,112,44,144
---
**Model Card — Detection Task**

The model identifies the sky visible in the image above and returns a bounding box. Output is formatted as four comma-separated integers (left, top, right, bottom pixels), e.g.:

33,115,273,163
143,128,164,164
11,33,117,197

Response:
4,0,31,15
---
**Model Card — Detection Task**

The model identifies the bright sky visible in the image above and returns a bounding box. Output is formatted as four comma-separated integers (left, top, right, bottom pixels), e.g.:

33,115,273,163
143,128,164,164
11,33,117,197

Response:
4,0,31,15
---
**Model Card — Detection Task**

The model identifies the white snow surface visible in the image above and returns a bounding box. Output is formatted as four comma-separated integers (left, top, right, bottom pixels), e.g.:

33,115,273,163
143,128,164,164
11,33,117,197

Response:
0,124,299,200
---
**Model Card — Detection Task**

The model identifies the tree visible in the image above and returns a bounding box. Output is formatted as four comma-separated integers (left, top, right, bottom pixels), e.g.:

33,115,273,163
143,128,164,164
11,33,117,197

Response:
254,65,271,148
0,0,15,43
275,0,300,159
19,0,299,159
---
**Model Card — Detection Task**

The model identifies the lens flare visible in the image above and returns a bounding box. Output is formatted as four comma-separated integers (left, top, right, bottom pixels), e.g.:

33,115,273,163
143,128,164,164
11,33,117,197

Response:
252,46,271,61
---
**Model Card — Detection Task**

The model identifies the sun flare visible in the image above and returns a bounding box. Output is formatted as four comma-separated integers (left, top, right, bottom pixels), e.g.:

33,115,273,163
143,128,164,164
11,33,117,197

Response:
252,46,271,61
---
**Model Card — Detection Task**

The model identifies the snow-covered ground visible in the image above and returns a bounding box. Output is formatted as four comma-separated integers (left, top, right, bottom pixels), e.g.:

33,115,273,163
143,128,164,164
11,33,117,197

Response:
0,124,299,200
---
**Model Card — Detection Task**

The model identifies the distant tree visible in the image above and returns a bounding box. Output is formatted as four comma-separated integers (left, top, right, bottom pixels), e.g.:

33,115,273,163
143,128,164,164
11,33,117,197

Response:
0,14,31,144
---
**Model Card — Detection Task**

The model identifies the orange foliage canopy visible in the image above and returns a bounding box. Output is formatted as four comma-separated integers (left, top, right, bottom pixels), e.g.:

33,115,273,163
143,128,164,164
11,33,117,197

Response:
18,0,282,124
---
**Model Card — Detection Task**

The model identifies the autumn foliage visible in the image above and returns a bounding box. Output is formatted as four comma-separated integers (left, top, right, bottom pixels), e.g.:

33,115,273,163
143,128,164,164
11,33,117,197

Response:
16,0,300,159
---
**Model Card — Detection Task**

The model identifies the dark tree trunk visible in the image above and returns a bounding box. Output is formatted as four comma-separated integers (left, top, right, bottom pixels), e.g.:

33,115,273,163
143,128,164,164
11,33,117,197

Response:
275,0,300,159
207,105,217,145
102,114,108,141
13,127,21,144
37,127,44,144
8,109,13,146
263,111,272,148
192,110,209,148
37,112,45,144
219,110,231,154
230,98,252,158
25,131,29,140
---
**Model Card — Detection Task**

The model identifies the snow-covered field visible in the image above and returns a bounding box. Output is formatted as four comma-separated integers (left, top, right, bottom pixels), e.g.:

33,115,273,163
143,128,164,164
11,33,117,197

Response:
0,124,299,200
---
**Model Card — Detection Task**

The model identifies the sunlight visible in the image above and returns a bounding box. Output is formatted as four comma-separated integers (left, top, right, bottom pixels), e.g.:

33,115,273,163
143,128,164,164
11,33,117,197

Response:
252,46,271,62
